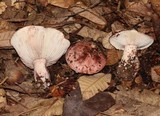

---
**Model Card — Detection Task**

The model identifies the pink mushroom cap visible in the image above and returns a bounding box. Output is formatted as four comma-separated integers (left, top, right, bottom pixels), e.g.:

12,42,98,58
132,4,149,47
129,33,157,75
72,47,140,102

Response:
65,41,106,74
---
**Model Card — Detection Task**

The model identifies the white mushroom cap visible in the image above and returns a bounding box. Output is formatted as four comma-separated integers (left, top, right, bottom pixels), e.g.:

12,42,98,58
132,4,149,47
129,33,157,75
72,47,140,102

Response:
109,30,154,50
11,26,70,69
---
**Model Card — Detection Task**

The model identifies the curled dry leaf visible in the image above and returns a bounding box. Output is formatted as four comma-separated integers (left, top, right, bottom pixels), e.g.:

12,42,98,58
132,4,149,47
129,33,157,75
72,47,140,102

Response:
151,65,160,83
29,98,64,116
78,73,111,100
48,0,77,8
70,2,107,27
0,2,7,15
0,30,15,48
102,32,113,49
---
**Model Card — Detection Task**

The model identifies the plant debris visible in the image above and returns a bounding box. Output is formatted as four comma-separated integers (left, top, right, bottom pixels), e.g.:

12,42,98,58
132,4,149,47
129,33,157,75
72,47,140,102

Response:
0,0,160,115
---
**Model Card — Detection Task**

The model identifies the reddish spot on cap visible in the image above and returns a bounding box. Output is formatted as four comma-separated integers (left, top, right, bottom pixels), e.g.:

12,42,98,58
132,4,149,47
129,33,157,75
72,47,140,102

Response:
65,41,106,74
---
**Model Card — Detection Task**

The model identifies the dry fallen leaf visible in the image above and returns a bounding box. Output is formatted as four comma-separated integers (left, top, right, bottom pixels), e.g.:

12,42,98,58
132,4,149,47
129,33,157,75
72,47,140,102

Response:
0,89,7,108
63,84,115,116
28,98,64,116
0,20,17,31
125,0,152,16
70,2,107,27
78,73,111,100
151,0,160,16
111,21,125,33
0,30,15,48
0,2,7,15
106,49,121,65
115,86,160,106
102,32,113,49
151,65,160,83
48,0,77,8
78,26,110,42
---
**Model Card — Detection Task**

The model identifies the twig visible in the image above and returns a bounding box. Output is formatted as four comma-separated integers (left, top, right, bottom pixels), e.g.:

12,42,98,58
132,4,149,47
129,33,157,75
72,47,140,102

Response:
0,76,9,85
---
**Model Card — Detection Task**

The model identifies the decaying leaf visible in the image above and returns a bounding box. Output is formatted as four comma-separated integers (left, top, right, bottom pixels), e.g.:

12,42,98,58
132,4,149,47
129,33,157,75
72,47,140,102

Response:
152,14,160,40
111,21,125,33
5,59,29,85
63,83,115,116
102,32,113,49
78,73,111,100
0,2,7,15
70,2,107,27
0,30,15,48
106,49,121,65
78,26,110,42
151,0,160,16
28,98,64,116
125,0,152,16
0,20,17,31
84,92,115,113
78,26,113,49
151,65,160,83
63,23,81,33
48,0,77,8
115,86,160,106
0,89,7,108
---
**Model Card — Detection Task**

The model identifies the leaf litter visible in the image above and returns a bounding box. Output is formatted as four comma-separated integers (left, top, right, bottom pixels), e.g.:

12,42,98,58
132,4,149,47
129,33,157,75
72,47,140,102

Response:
0,0,160,116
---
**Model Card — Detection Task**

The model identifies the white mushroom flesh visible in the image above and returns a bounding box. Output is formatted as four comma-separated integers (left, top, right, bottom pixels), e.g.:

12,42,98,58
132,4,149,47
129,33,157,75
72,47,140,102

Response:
122,45,137,62
11,26,70,87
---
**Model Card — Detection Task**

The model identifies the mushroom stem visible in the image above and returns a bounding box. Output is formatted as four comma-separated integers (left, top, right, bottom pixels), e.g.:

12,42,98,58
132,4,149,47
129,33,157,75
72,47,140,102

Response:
121,45,137,63
118,44,140,82
33,59,50,87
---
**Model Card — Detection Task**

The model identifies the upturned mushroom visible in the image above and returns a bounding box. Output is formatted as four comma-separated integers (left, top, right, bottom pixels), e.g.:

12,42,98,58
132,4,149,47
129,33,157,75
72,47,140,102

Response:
65,41,106,74
109,30,154,83
11,26,70,88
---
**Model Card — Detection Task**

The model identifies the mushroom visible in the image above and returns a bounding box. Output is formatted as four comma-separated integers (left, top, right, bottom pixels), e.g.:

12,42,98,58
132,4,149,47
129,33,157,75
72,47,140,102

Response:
109,30,154,83
11,26,70,88
65,41,106,74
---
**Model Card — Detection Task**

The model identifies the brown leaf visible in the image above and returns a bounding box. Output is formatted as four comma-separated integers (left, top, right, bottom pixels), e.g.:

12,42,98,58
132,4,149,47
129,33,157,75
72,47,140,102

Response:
0,89,7,108
62,84,115,116
0,30,15,48
28,98,64,116
125,0,152,16
48,0,77,8
152,14,160,40
106,49,121,66
115,86,160,106
70,2,107,27
84,92,115,113
78,26,113,49
151,65,160,83
0,2,7,15
151,0,160,16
